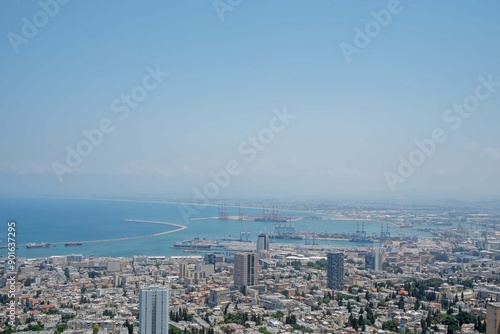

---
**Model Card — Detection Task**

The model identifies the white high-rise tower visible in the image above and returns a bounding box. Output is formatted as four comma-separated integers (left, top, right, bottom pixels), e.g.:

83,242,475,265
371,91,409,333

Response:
139,285,169,334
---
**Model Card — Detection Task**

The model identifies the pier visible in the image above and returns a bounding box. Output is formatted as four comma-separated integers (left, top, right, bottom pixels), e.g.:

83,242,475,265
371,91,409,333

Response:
17,219,187,248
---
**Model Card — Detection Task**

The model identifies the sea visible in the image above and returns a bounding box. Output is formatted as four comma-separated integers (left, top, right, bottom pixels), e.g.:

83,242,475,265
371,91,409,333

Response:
0,197,434,259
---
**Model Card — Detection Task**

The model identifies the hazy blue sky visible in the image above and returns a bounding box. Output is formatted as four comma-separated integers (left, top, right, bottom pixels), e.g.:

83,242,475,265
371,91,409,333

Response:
1,1,499,200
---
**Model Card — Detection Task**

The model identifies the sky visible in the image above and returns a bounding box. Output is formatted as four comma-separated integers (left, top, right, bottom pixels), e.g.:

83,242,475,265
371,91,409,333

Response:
0,0,499,200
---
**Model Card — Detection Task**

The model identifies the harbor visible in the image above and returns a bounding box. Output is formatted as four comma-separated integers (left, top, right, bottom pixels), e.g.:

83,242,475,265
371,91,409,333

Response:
12,219,187,250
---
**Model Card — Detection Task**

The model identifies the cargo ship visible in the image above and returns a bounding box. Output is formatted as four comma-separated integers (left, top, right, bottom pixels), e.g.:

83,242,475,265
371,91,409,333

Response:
173,240,211,249
348,222,373,243
271,234,303,240
26,242,50,249
64,242,83,247
348,237,373,243
254,217,289,223
270,223,302,239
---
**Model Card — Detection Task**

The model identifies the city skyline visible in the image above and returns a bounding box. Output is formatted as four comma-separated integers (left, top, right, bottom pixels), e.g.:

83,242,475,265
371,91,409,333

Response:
2,2,499,331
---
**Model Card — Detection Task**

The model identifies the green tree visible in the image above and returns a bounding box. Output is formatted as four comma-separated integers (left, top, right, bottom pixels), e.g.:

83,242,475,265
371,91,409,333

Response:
124,320,133,334
398,296,405,310
444,315,459,334
24,278,35,287
28,322,44,331
382,320,399,332
55,323,68,334
290,260,302,270
273,310,284,321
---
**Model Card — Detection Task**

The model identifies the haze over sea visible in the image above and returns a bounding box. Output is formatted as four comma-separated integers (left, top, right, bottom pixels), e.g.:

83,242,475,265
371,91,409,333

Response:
0,197,431,258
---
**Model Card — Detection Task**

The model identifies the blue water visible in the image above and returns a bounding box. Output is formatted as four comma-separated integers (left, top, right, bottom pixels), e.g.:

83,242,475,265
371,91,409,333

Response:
0,197,431,258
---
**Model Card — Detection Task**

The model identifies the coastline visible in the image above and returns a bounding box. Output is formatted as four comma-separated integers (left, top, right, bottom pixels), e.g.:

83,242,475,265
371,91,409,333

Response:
18,219,187,247
2,196,400,227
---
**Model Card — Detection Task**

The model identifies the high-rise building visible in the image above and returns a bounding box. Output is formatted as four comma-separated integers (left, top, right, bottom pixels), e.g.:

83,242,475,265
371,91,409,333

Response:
487,302,500,334
327,252,344,291
234,252,257,287
365,249,383,271
257,232,270,253
139,285,169,334
179,262,188,280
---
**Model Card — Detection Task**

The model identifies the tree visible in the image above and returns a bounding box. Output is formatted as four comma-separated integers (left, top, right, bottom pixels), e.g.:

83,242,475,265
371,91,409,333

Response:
365,306,375,325
124,320,133,334
398,296,405,310
358,315,364,327
432,253,449,262
93,324,100,334
444,315,459,334
103,309,114,319
28,322,44,331
421,318,428,334
55,323,68,334
457,311,476,326
24,278,35,287
290,260,302,270
285,314,297,325
382,320,399,332
348,313,358,330
273,310,284,321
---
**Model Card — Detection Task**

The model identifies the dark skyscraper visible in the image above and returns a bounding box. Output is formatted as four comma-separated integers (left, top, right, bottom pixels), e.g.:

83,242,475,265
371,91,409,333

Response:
365,249,382,271
327,252,344,290
257,232,270,253
234,252,257,287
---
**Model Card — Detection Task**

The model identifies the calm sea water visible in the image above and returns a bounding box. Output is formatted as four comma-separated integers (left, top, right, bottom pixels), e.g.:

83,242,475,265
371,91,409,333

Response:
0,197,430,258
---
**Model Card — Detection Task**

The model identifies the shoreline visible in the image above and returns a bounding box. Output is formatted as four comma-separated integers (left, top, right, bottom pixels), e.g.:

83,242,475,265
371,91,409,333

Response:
2,196,401,227
190,216,399,227
1,195,338,217
18,219,187,248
